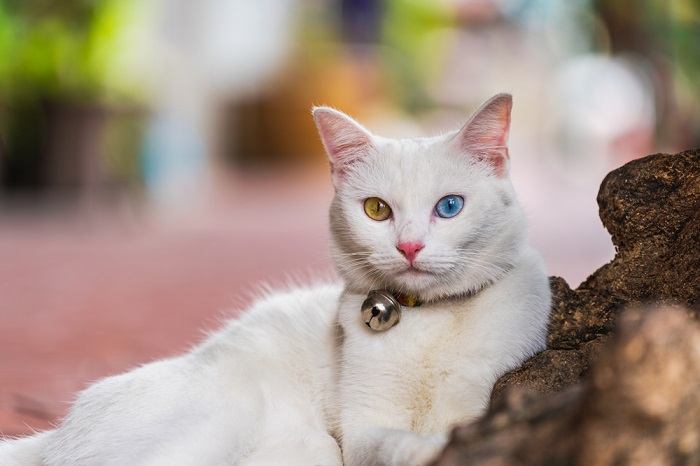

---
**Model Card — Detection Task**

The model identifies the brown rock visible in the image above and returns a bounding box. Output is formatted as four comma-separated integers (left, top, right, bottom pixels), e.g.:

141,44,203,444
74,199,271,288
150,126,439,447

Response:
587,149,700,308
492,149,700,405
489,336,607,406
579,307,700,465
434,307,700,466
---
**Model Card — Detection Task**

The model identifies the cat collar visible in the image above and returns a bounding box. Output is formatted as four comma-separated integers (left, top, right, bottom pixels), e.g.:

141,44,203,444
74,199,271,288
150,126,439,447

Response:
361,290,421,332
359,263,514,332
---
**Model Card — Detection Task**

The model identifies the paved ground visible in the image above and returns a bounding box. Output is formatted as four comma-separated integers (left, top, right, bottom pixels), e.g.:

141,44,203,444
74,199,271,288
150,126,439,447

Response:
0,174,335,436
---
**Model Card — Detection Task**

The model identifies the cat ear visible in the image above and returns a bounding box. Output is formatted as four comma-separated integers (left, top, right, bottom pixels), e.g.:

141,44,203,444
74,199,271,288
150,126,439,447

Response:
452,93,512,176
312,106,375,185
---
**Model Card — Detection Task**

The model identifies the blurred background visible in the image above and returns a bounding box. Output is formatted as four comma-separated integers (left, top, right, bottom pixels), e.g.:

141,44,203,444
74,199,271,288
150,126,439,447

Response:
1,0,698,436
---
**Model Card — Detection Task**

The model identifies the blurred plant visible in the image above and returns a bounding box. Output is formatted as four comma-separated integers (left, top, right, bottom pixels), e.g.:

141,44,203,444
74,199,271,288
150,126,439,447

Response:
595,0,700,148
0,0,147,191
0,0,146,103
382,0,454,112
666,0,700,144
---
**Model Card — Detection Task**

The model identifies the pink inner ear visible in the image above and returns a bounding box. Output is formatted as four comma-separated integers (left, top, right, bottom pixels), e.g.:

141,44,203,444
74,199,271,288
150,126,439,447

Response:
312,107,374,181
467,105,510,147
456,94,512,176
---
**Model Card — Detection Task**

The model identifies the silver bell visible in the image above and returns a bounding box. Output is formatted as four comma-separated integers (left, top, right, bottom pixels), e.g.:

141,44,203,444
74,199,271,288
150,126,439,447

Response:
361,290,401,331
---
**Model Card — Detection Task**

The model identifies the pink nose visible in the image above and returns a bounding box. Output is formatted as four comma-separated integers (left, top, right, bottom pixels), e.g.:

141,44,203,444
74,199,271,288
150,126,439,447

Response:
396,241,424,263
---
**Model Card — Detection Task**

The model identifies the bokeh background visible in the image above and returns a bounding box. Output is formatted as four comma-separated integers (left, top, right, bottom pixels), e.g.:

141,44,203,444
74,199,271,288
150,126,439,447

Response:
1,0,698,436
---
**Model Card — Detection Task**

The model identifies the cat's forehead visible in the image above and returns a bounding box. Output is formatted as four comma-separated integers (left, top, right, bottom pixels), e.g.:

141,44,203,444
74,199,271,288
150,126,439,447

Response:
369,135,452,170
380,134,452,156
377,135,468,174
345,135,478,200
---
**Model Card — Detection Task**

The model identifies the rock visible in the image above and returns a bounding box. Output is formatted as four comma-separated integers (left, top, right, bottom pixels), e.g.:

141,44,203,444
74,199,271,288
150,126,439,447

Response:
587,148,700,309
489,333,607,406
434,306,700,466
491,149,700,405
436,149,700,464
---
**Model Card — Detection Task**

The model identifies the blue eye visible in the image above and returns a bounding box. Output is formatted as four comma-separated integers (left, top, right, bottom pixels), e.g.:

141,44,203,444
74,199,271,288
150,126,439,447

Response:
435,195,464,218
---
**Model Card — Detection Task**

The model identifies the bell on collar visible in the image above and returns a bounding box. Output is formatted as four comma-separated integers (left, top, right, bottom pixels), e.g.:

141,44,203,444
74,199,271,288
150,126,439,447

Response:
361,290,401,332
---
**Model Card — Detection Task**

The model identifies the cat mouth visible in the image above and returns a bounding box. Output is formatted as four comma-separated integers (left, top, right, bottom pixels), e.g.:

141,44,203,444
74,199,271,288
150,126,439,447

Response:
398,265,436,276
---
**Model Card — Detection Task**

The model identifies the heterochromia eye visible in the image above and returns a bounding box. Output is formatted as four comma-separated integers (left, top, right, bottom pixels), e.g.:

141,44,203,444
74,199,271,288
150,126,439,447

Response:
435,195,464,218
363,197,392,221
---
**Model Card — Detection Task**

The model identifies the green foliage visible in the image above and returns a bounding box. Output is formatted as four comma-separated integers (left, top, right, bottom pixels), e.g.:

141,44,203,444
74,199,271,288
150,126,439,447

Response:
381,0,454,112
0,0,143,103
668,0,700,99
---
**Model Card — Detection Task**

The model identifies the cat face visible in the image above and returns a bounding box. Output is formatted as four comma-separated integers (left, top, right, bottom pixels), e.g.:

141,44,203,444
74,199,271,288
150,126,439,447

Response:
314,94,527,300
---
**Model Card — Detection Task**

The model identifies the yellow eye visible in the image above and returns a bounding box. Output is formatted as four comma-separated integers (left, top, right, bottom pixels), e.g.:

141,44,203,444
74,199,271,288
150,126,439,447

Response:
363,197,392,221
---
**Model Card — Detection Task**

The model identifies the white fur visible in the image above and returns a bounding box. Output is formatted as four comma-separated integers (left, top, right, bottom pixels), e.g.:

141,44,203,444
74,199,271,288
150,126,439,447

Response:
1,285,345,466
0,94,551,466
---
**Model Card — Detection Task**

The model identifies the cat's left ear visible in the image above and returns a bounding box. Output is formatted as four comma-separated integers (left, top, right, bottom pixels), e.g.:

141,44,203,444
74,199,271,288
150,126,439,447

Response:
312,106,375,187
452,93,512,177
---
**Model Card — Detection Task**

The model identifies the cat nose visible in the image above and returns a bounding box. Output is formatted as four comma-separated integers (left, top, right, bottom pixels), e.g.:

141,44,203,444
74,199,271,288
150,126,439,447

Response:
396,241,424,263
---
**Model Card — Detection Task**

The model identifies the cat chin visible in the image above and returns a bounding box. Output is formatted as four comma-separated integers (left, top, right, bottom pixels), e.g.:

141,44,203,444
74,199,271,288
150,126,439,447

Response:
394,269,443,288
391,274,433,290
339,263,497,301
387,272,457,297
389,268,503,301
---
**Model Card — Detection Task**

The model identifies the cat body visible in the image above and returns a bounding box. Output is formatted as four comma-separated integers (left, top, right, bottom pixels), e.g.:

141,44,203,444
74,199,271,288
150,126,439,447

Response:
1,285,345,466
0,94,551,466
321,102,551,463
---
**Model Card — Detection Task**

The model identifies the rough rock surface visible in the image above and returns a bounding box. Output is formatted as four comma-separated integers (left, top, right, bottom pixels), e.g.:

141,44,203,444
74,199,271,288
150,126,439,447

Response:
492,149,700,403
434,307,700,465
434,149,700,464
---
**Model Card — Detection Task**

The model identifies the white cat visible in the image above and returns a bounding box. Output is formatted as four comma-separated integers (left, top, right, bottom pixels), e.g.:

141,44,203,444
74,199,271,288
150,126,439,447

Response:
0,94,550,466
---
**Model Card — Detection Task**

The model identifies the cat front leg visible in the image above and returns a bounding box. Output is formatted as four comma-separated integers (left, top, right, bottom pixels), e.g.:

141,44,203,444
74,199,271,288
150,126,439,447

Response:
342,425,447,466
239,430,342,466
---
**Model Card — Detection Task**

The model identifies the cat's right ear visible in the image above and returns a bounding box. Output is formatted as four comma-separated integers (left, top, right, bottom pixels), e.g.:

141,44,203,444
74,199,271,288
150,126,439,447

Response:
312,106,375,187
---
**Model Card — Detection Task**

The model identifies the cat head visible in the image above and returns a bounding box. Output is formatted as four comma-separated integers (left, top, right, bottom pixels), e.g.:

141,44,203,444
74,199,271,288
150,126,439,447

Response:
313,94,527,301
